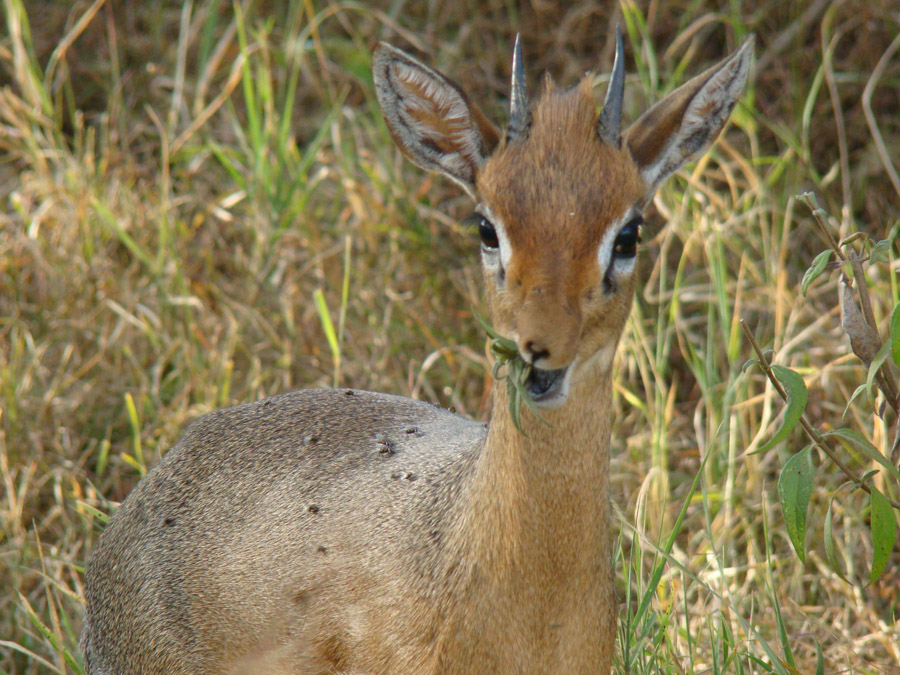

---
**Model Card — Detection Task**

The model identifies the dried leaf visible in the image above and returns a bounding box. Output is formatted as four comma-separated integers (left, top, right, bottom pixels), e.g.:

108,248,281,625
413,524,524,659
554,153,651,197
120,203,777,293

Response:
839,280,880,365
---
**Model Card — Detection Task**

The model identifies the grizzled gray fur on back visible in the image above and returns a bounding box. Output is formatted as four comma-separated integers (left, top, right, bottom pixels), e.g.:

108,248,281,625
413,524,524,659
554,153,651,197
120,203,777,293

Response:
82,389,485,673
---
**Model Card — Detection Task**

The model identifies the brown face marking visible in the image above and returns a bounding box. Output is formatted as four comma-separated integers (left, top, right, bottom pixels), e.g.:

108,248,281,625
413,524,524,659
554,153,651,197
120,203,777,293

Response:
475,78,645,366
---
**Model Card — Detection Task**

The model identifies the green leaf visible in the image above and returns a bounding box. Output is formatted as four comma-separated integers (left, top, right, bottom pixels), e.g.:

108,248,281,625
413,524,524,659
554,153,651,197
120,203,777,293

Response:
756,366,808,453
824,428,900,481
868,487,897,585
801,249,833,296
839,231,867,247
474,310,549,434
865,340,892,401
890,301,900,368
742,357,759,373
777,447,814,562
869,238,893,265
841,384,869,419
860,469,880,483
823,492,849,582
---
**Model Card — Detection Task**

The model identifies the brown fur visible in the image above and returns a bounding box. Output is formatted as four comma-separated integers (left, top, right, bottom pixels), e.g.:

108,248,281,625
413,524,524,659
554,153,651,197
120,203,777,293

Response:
81,36,752,674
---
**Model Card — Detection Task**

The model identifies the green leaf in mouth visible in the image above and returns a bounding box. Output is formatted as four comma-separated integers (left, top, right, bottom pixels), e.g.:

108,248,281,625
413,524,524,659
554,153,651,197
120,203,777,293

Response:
474,312,551,435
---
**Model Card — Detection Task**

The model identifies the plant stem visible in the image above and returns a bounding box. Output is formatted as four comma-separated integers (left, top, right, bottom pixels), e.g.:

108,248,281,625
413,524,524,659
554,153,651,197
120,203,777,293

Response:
799,192,900,415
741,320,900,509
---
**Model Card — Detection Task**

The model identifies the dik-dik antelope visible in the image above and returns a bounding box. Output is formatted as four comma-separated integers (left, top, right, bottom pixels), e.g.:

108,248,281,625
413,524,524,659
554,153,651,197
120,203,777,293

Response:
82,28,753,674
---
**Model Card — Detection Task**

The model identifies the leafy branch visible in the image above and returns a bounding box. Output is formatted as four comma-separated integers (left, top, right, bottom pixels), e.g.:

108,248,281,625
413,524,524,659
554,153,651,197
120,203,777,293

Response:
743,192,899,584
799,192,900,425
741,321,900,509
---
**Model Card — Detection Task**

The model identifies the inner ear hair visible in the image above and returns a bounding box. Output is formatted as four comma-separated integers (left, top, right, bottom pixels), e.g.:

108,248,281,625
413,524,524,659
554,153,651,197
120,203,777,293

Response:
372,43,500,195
625,35,754,197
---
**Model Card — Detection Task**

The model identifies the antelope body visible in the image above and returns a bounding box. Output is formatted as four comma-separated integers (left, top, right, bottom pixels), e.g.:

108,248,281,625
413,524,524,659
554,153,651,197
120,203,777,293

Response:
81,29,753,674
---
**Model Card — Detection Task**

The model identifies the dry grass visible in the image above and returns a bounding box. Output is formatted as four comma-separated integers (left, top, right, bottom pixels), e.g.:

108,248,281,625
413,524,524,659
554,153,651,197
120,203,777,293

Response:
1,0,899,672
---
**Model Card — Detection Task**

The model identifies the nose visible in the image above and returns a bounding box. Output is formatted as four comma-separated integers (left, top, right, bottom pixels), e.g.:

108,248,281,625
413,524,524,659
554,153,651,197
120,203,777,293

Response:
521,339,551,365
515,294,581,369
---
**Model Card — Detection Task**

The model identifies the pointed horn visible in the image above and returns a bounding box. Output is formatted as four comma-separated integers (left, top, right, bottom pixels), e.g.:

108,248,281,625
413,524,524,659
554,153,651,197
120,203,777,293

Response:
598,25,625,147
507,33,531,144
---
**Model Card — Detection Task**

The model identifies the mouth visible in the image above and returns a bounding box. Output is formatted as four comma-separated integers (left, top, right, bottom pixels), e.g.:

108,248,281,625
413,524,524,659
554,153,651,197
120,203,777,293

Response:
525,365,570,407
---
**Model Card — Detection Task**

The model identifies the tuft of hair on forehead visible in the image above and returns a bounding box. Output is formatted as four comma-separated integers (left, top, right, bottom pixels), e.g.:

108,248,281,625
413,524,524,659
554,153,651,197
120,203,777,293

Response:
530,77,597,143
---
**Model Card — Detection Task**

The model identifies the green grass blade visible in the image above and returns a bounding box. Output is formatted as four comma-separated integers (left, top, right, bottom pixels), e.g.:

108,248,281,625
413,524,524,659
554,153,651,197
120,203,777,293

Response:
123,392,145,473
314,288,341,388
891,300,900,367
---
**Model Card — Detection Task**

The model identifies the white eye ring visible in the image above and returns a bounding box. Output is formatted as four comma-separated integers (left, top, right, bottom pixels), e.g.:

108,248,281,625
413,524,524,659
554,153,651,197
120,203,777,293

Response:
476,205,512,271
598,210,642,281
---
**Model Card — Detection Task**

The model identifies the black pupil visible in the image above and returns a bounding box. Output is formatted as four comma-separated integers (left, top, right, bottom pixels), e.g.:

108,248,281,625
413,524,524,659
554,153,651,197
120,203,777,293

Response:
479,217,499,249
614,219,641,258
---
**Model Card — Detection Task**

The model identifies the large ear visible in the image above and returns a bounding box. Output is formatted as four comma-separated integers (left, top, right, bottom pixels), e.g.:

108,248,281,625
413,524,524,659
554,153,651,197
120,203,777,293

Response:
373,43,500,197
625,36,754,201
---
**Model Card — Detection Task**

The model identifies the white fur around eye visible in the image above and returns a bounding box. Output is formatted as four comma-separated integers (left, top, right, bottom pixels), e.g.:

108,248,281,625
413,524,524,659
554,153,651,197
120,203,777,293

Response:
597,211,640,280
477,205,512,273
611,250,637,277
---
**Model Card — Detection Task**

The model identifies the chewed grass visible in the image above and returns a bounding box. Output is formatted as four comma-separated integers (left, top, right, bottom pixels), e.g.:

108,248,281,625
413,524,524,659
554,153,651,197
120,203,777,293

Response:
475,312,548,433
2,0,900,673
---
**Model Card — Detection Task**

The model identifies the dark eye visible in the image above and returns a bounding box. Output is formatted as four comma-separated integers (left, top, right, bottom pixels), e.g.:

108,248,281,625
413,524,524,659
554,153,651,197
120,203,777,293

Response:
613,217,642,259
477,216,499,250
462,212,500,250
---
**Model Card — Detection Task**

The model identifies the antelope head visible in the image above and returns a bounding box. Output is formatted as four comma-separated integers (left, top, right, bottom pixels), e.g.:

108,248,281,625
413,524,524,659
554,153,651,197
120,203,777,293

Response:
373,30,753,409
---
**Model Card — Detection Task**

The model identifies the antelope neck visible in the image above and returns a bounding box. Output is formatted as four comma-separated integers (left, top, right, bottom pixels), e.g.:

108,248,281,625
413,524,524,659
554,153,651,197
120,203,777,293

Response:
460,372,615,577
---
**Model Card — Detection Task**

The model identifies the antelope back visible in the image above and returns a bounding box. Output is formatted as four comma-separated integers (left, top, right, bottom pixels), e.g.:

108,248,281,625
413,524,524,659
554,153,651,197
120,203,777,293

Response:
374,32,753,400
